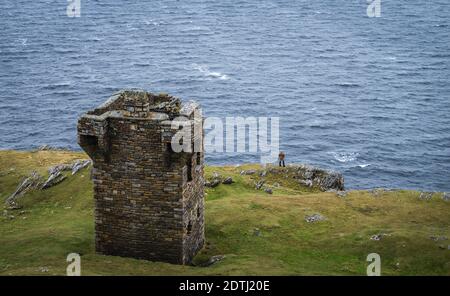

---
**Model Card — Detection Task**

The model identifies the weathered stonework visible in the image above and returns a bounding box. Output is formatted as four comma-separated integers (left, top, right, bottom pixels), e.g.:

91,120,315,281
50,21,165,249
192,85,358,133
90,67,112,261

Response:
77,90,204,265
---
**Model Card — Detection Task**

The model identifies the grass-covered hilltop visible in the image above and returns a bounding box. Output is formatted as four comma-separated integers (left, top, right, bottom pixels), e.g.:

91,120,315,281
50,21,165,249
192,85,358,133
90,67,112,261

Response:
0,150,449,275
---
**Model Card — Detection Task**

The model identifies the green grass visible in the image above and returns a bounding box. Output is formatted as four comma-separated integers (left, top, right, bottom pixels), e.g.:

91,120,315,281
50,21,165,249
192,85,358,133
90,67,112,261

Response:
0,150,449,275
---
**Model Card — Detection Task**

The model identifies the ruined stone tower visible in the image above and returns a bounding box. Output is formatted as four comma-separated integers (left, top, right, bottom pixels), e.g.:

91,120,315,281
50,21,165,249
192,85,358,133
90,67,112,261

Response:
77,90,204,265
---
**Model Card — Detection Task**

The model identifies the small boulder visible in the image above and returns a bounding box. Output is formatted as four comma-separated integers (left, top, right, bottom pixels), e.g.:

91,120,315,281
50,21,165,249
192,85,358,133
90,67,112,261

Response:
205,179,220,188
241,169,256,175
370,233,390,241
200,255,226,267
299,179,313,188
419,192,433,200
369,188,385,197
430,235,448,241
337,191,347,198
305,214,325,223
442,192,450,201
255,180,265,190
222,177,233,185
38,145,53,151
264,188,273,194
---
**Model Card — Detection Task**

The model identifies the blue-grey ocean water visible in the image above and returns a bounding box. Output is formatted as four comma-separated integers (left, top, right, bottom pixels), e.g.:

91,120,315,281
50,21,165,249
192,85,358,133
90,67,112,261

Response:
1,0,449,191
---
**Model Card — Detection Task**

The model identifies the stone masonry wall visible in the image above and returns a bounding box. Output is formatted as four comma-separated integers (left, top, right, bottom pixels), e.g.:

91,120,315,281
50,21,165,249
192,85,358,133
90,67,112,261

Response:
77,90,204,265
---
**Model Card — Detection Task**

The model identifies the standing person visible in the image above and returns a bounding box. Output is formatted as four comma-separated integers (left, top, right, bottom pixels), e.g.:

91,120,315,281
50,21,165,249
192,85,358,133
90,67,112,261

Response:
278,151,285,167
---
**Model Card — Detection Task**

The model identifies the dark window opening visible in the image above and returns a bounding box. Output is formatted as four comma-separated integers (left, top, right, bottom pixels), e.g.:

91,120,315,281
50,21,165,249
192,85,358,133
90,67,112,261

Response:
187,221,192,235
79,135,99,156
186,158,192,182
196,152,201,165
165,142,173,168
82,135,98,146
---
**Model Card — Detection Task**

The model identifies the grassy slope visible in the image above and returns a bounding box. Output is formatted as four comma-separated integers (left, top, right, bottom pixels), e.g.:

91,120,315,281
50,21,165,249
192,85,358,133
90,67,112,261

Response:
0,150,449,275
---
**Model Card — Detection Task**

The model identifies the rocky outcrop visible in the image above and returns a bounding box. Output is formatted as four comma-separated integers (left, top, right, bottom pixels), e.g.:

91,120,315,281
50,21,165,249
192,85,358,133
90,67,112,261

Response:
71,159,91,175
42,159,91,189
419,192,433,200
205,172,234,188
42,170,67,189
5,171,43,209
319,171,344,191
5,159,91,208
240,169,256,175
264,164,344,191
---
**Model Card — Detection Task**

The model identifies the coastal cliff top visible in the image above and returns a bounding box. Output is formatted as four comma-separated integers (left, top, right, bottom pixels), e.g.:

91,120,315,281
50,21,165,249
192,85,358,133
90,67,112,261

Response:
0,150,449,275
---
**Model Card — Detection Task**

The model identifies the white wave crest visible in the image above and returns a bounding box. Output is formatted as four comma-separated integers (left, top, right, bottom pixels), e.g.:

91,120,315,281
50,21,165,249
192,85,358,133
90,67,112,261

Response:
193,64,230,80
357,164,370,168
331,152,359,163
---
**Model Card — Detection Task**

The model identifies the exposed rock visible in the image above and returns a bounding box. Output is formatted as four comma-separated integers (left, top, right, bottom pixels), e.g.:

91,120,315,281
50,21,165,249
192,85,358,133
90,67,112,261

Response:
369,188,386,197
241,169,256,175
205,179,220,188
442,192,450,201
212,172,221,179
38,266,49,273
43,160,91,189
305,214,326,223
200,255,226,267
264,164,344,191
303,170,313,180
71,160,91,175
319,171,344,191
419,192,433,200
370,234,382,241
259,170,267,177
337,191,347,198
253,228,261,237
370,233,390,241
5,171,43,208
264,188,273,194
42,171,66,189
222,177,233,185
255,180,265,190
299,179,313,188
48,164,71,175
38,145,53,151
430,235,448,241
